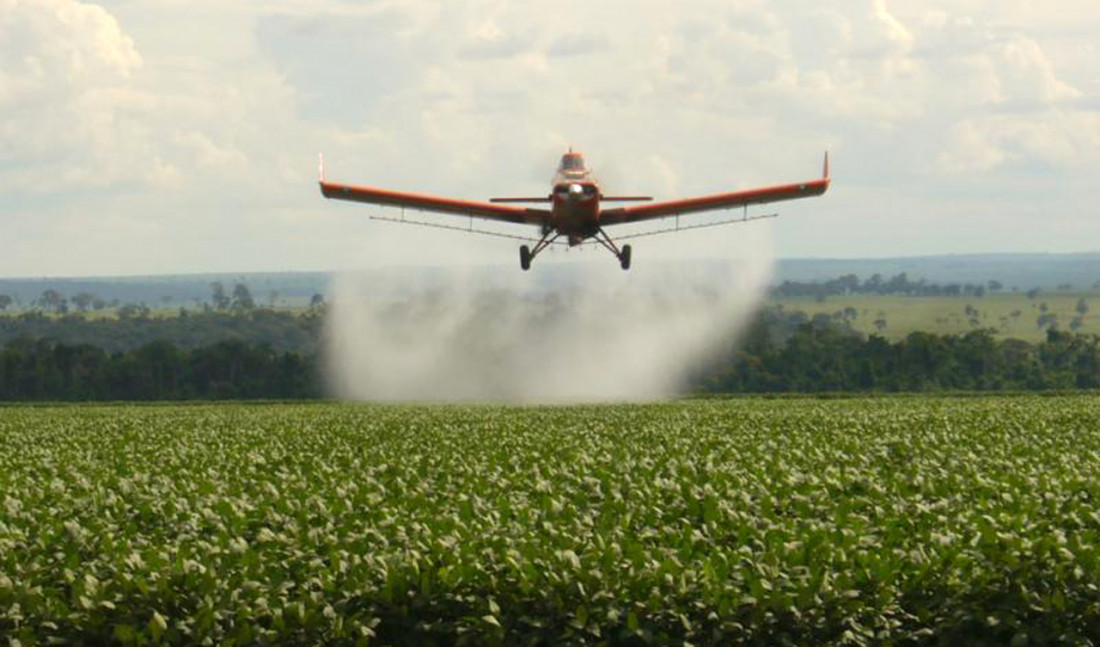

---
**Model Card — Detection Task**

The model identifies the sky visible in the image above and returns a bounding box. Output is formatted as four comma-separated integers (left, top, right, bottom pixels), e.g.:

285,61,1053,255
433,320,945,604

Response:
1,0,1098,277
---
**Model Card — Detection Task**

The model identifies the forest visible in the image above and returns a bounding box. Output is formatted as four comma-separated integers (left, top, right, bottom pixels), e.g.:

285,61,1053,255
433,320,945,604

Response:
3,303,1100,400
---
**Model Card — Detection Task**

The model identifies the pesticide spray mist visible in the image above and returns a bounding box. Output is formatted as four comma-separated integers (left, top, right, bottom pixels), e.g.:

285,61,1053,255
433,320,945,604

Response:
325,226,774,402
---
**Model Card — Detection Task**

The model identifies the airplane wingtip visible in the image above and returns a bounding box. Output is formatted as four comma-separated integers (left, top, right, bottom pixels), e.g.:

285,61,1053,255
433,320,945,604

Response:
318,153,325,184
823,151,830,180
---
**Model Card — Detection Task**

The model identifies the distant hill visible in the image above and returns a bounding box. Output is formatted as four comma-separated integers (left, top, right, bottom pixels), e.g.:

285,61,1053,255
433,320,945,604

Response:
0,272,332,309
2,253,1099,309
773,254,1100,291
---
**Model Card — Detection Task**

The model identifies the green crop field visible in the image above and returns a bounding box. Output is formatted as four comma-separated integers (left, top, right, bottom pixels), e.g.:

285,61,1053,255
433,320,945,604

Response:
773,292,1100,342
3,398,1100,645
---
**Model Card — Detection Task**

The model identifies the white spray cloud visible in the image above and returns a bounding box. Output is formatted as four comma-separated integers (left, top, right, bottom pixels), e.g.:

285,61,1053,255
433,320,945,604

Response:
324,226,773,403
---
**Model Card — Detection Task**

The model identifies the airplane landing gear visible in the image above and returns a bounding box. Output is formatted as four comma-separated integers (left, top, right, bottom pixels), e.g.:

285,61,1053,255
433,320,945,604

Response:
519,231,559,271
594,228,632,271
521,228,632,271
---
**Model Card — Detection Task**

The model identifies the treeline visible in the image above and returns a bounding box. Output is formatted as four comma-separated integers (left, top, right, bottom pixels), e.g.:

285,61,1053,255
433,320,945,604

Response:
772,272,1018,299
0,339,320,401
0,309,322,354
8,307,1100,400
0,281,326,315
693,315,1100,393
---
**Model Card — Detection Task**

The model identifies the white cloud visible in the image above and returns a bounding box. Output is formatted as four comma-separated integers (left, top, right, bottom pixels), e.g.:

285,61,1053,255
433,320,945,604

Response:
873,0,915,52
0,0,149,189
993,36,1081,105
940,109,1100,172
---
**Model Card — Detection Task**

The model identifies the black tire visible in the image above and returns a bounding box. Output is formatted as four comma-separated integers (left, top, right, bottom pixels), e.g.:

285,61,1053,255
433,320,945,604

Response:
520,245,532,271
620,244,632,271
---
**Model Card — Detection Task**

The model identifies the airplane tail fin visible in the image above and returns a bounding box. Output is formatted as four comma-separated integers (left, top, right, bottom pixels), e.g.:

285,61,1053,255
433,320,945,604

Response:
823,151,830,180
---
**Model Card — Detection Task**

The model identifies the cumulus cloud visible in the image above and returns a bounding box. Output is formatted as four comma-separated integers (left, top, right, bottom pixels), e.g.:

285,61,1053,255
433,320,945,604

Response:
0,0,146,187
993,36,1082,106
931,32,1093,172
0,0,141,90
2,0,315,194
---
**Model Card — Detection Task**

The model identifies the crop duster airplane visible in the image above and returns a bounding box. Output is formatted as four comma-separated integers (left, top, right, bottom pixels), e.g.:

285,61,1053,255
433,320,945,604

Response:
319,150,830,270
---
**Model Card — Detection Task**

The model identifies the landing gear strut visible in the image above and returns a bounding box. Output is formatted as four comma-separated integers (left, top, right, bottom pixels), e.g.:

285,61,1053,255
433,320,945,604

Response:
594,228,632,271
520,228,632,270
519,230,559,271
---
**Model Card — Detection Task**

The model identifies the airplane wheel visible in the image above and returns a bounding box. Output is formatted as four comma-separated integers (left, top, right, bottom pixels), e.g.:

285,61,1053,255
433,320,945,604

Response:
620,244,632,271
520,245,532,271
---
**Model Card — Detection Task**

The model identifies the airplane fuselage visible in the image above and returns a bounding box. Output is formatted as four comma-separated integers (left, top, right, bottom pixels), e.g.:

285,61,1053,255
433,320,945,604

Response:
550,153,602,244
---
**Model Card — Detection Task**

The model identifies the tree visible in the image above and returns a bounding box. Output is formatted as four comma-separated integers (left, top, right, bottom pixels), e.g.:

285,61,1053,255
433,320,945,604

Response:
0,294,11,311
885,272,912,295
1077,298,1089,317
987,280,1004,293
309,293,325,308
1027,288,1041,300
874,318,887,332
39,289,65,313
838,274,860,294
210,282,230,310
72,292,96,312
1037,313,1059,329
1040,302,1049,314
231,283,255,311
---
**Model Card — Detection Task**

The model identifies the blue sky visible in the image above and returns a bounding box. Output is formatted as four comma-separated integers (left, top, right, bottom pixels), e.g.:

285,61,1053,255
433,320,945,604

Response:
1,0,1098,277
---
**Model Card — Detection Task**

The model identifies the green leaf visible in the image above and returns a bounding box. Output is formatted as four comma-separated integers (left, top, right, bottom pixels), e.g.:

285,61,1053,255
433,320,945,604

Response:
113,624,136,644
149,611,167,641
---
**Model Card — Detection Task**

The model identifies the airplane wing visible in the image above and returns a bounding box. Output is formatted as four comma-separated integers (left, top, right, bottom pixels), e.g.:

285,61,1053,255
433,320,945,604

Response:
319,156,550,227
600,153,830,226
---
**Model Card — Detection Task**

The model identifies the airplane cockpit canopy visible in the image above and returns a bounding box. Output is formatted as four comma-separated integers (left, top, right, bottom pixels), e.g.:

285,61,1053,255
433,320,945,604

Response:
560,153,586,171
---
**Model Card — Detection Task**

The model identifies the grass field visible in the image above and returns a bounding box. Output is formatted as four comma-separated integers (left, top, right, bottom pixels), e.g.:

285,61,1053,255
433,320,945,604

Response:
3,398,1100,644
772,292,1100,342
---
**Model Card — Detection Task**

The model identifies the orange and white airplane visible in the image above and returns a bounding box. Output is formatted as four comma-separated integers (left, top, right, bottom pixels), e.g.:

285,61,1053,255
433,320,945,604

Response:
320,150,830,270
